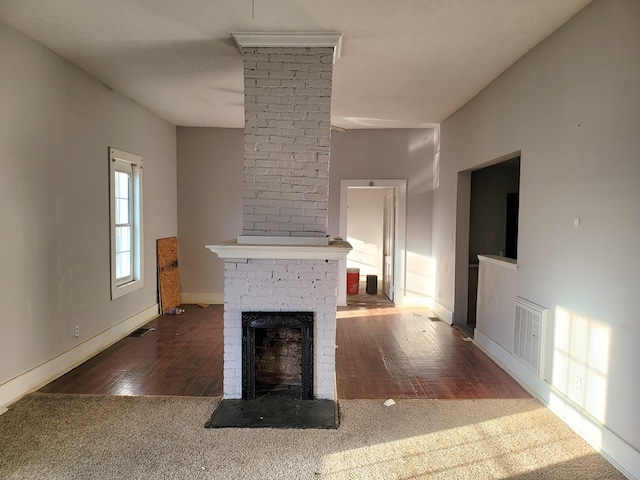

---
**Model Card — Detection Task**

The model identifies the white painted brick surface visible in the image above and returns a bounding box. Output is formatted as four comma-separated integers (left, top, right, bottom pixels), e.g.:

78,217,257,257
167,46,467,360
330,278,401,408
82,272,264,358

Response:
222,45,340,399
222,258,339,400
241,46,333,237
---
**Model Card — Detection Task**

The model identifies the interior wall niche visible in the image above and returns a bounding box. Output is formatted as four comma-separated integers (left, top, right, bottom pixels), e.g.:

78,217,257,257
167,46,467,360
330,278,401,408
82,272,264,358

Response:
469,156,521,263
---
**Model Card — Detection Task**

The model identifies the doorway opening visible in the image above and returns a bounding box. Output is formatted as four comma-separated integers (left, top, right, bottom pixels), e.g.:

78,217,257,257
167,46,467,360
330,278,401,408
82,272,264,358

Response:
454,154,521,332
339,179,407,306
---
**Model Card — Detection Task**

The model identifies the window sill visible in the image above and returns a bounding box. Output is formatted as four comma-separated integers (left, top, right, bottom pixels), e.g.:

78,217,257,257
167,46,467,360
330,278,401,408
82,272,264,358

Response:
111,278,144,299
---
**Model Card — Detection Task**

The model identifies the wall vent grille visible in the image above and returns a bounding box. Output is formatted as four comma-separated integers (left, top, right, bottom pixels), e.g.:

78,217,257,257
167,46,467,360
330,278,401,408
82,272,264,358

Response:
514,297,548,378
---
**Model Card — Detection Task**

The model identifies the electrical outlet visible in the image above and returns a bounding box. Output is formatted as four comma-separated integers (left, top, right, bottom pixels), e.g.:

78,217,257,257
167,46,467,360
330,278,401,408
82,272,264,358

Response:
574,376,582,393
74,325,80,338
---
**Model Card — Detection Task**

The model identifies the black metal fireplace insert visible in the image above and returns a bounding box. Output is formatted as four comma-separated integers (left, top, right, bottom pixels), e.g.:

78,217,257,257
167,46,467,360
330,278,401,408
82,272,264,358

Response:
242,311,314,400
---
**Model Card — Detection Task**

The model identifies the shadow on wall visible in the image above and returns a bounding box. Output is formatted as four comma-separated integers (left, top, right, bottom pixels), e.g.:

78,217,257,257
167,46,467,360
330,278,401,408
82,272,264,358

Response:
407,129,436,196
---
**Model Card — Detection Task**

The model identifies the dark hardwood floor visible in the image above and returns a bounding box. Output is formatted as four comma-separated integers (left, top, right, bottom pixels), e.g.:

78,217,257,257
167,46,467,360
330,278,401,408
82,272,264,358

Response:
336,305,529,399
40,304,223,397
40,303,530,400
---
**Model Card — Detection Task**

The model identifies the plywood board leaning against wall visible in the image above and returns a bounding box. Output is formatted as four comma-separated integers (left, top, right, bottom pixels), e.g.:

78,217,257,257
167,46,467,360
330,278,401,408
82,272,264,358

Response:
157,237,181,314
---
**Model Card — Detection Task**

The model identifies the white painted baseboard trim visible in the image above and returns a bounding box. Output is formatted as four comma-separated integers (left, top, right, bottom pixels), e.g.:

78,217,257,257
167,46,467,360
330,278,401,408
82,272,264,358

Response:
181,292,224,305
474,330,639,480
432,301,453,324
0,304,159,409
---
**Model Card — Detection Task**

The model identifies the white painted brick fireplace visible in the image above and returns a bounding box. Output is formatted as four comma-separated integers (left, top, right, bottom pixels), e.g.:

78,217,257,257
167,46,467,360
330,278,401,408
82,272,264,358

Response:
207,32,350,401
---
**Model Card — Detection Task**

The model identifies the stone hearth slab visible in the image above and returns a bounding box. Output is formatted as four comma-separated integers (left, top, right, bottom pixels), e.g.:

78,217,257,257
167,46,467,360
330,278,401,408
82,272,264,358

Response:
205,396,338,429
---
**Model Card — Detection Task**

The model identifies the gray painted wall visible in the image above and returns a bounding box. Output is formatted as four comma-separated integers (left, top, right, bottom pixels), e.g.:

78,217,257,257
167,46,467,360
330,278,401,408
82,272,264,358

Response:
177,128,243,302
434,0,640,467
331,129,436,301
177,128,436,302
0,24,177,396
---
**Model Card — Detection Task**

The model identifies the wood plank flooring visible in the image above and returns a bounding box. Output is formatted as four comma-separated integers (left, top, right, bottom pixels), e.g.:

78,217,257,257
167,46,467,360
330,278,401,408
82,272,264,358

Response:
40,304,223,397
336,306,529,399
40,303,530,400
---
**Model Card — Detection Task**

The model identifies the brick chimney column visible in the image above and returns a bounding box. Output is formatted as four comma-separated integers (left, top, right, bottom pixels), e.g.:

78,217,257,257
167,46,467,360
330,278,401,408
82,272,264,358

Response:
210,33,348,401
241,46,333,238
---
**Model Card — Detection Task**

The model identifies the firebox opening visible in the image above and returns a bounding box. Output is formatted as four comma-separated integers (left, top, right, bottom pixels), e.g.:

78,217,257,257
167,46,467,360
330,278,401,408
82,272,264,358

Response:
255,326,303,398
242,311,314,400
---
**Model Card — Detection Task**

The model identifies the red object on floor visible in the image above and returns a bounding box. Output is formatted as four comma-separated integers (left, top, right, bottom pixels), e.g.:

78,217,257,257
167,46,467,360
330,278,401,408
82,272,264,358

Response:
347,268,359,294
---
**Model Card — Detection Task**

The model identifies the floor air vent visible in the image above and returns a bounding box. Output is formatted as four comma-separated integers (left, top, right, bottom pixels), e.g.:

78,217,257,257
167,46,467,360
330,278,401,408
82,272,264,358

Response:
514,297,547,378
129,327,154,337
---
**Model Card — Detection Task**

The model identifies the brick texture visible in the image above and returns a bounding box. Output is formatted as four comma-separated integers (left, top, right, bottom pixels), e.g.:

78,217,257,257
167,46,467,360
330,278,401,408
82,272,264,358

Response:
222,259,339,400
242,47,333,238
221,45,340,401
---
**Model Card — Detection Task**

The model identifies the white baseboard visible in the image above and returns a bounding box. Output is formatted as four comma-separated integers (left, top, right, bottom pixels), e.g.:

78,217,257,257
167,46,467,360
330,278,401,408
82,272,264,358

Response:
181,292,223,305
432,301,453,324
0,304,159,409
474,330,639,480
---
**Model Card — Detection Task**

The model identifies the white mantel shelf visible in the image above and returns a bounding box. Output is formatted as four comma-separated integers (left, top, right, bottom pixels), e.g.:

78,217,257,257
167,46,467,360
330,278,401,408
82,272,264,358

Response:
206,239,352,260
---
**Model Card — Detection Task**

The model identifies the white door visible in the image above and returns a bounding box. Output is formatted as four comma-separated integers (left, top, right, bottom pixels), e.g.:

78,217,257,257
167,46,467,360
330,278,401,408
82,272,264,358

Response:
383,192,395,301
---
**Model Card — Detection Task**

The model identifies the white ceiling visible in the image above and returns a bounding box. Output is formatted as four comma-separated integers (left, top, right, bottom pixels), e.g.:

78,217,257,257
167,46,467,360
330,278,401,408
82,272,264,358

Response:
0,0,592,129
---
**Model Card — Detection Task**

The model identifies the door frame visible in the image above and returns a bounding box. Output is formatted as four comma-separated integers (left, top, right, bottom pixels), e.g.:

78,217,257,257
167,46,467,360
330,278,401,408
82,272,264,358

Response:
383,191,395,301
454,150,521,324
338,179,407,306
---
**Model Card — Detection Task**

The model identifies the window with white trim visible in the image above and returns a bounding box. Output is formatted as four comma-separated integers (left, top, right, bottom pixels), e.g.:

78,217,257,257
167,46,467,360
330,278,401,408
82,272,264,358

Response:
109,147,143,299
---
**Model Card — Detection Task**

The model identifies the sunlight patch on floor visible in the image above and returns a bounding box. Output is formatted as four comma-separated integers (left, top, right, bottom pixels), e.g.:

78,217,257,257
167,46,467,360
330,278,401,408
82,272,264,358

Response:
320,407,598,479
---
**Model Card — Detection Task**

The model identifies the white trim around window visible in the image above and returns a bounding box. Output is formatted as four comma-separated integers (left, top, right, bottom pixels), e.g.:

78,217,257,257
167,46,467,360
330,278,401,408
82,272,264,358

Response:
109,147,143,299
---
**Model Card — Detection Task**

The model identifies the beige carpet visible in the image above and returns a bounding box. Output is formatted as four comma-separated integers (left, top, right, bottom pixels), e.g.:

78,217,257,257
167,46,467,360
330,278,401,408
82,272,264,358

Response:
0,393,624,479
